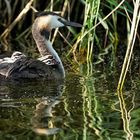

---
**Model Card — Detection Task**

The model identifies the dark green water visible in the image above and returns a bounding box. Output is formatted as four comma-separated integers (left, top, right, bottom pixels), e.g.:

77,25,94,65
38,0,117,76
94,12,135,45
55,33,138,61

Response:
0,63,140,140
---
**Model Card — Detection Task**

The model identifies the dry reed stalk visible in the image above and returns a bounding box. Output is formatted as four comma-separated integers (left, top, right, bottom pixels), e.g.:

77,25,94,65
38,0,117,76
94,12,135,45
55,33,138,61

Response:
4,0,12,24
51,0,69,44
117,0,140,91
1,0,34,40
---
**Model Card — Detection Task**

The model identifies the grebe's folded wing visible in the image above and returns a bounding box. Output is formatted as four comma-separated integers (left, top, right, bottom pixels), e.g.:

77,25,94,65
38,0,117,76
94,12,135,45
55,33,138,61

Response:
6,57,59,79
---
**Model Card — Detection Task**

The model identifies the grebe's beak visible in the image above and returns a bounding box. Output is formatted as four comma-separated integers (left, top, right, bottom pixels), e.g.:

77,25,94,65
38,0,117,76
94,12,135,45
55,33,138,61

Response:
58,18,82,27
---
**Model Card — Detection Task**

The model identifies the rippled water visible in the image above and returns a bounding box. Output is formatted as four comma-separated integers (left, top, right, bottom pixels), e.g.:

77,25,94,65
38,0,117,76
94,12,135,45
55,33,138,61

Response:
0,63,140,140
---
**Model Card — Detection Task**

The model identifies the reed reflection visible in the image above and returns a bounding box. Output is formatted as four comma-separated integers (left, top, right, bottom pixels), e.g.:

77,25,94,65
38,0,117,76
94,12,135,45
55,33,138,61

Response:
117,90,134,140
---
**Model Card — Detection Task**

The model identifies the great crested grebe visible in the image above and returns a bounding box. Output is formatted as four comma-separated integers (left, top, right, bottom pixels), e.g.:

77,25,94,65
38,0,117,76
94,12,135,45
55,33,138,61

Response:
0,51,26,77
0,12,82,80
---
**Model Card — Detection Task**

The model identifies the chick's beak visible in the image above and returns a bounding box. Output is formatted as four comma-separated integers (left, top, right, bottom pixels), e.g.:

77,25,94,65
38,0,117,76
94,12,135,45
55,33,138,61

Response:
58,18,82,27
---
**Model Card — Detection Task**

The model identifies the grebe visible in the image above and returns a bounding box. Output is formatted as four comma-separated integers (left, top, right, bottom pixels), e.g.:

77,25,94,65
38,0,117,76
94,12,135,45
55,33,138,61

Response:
0,51,26,76
0,12,82,80
0,51,25,63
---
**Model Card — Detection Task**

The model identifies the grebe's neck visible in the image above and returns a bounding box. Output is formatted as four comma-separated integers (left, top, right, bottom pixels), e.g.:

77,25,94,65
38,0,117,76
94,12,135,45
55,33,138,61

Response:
32,19,65,77
32,19,50,56
44,40,65,77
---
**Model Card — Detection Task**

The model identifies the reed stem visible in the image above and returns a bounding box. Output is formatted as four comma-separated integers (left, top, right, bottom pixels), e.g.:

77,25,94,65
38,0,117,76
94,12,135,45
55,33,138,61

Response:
117,0,140,91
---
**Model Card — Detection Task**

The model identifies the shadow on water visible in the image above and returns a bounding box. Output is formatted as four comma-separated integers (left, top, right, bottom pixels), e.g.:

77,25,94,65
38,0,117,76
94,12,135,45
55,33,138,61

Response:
0,62,140,140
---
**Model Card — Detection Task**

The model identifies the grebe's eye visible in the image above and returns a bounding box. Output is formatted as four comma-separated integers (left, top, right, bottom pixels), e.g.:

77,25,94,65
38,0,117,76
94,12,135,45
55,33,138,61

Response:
47,60,51,65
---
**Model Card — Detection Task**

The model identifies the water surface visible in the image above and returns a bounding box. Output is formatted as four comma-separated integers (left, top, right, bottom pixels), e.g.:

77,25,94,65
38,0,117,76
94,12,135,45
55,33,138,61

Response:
0,64,140,140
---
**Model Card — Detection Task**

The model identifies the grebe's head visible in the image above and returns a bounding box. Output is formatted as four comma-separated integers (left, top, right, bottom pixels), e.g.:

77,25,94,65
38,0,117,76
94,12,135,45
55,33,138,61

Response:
11,51,26,60
38,55,60,65
35,11,82,31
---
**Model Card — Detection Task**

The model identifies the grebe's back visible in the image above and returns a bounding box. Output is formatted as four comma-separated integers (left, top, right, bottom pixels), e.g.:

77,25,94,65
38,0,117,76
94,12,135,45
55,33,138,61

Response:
6,55,62,80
